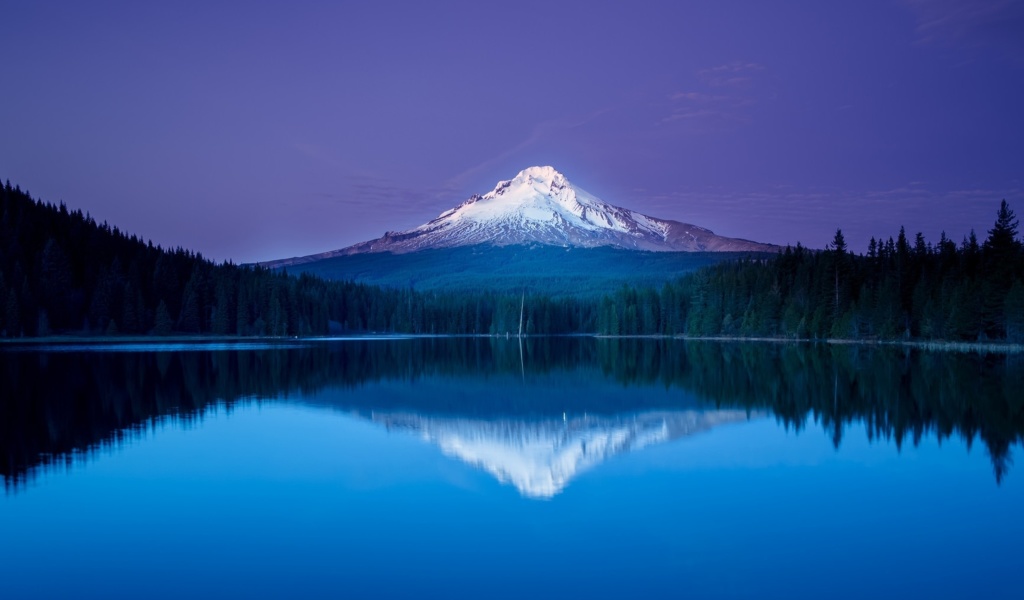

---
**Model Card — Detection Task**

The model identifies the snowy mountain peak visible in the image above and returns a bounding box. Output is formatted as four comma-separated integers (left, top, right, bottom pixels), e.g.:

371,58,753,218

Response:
518,165,563,179
263,166,777,266
456,166,599,230
502,165,567,190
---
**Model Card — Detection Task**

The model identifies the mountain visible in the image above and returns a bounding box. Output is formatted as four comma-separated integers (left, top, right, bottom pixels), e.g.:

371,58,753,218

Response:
264,166,776,269
369,409,756,498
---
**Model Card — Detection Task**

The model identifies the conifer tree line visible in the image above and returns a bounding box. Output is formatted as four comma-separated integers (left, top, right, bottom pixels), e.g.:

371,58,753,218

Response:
0,181,590,337
597,200,1024,342
2,179,1021,342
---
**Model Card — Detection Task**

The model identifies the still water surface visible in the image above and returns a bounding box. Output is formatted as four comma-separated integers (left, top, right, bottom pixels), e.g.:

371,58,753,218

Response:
2,338,1022,598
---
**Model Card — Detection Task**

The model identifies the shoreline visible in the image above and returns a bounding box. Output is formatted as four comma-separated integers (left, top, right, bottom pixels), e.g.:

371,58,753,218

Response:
1,332,1022,353
601,334,1024,354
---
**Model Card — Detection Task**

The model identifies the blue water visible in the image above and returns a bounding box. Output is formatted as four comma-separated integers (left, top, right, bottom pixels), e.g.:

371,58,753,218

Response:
1,339,1021,599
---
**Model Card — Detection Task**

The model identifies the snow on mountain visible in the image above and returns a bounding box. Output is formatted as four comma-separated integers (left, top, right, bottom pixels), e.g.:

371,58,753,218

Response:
371,409,755,499
265,166,776,268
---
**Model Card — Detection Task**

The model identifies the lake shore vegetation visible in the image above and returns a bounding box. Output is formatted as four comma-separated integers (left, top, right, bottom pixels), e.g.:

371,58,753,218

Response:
2,180,1020,344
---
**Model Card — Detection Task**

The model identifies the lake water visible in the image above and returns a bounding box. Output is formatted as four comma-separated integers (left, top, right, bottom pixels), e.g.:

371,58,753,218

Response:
2,338,1022,599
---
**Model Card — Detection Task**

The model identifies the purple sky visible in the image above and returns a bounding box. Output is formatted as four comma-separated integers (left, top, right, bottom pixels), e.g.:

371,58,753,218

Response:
3,1,1023,262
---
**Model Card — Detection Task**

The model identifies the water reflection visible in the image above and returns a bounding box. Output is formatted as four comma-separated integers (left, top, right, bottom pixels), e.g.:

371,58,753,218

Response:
372,409,753,498
2,337,1022,494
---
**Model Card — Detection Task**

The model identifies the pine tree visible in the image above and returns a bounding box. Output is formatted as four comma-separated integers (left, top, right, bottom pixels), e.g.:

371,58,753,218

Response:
212,278,233,335
37,310,50,336
981,201,1021,336
831,228,847,254
5,291,20,336
985,200,1020,259
1005,280,1024,343
0,273,6,336
829,229,850,329
177,272,202,333
236,285,250,335
153,300,173,336
39,238,72,329
121,283,140,333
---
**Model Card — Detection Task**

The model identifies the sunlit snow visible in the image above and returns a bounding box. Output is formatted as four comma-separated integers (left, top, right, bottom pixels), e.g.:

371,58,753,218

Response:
372,409,754,498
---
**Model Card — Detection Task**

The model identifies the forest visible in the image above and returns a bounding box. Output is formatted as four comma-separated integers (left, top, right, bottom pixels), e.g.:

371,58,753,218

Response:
1,179,1022,342
598,201,1024,342
0,180,581,337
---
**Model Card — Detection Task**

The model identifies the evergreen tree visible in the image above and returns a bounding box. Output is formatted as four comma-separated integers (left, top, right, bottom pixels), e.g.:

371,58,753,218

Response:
39,238,72,330
1005,280,1024,343
121,283,140,333
176,270,203,333
153,300,173,336
6,289,21,337
830,228,847,254
212,278,233,335
985,199,1020,259
829,228,850,330
236,285,251,335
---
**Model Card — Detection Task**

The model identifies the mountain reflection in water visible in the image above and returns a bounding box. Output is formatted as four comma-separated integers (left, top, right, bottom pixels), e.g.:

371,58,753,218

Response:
372,409,753,498
2,337,1022,494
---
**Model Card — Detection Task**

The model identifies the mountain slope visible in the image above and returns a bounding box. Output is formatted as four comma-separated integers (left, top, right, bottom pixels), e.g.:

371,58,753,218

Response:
265,166,776,269
0,180,341,337
272,244,755,297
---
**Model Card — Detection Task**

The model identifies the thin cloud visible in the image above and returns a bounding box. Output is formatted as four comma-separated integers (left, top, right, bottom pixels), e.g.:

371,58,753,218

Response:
902,0,1024,58
444,107,613,190
632,183,1023,250
663,108,724,122
290,143,456,221
663,63,765,128
670,91,729,102
296,172,457,230
698,62,765,88
291,142,349,170
298,107,612,229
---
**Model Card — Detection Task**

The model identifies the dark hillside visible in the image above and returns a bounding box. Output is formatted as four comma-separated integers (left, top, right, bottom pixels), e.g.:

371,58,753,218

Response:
596,202,1024,341
269,244,763,298
0,181,487,337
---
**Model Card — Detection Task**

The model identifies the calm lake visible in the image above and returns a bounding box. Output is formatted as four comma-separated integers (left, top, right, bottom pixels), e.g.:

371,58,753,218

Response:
2,338,1022,599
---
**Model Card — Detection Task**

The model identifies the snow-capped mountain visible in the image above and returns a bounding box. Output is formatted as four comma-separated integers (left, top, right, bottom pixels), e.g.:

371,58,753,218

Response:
370,409,755,499
266,166,775,267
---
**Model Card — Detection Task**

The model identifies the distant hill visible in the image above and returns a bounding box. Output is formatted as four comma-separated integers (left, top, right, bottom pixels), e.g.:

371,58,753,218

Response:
272,243,767,298
0,180,469,337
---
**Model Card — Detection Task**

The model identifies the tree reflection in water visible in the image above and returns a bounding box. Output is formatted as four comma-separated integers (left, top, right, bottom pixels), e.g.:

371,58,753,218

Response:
2,338,1022,492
